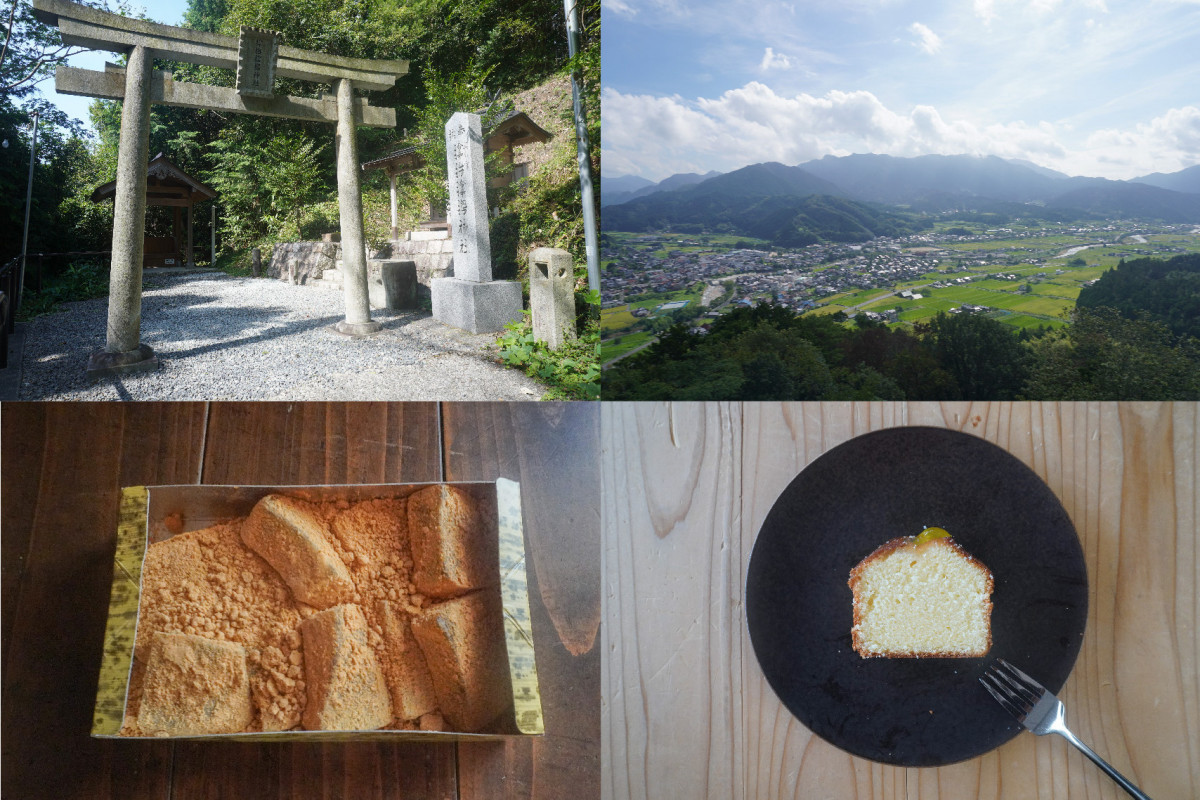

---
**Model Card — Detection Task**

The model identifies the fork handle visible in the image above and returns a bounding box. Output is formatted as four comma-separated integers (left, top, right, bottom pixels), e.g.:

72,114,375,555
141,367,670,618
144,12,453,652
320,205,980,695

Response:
1055,728,1152,800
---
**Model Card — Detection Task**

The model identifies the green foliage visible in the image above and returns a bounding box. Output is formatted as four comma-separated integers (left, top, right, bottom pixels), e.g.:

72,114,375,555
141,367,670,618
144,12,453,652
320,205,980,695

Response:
496,309,600,400
16,260,110,320
1077,253,1200,339
203,126,326,248
403,69,510,213
603,299,1199,400
1024,307,1200,399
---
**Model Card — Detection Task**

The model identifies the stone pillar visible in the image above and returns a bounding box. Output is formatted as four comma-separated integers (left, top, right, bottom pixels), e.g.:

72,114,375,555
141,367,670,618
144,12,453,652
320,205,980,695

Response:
430,112,522,334
88,43,158,376
529,247,576,349
332,77,380,337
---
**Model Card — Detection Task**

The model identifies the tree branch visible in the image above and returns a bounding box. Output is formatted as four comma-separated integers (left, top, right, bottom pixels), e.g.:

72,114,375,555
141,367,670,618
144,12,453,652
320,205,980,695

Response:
1,0,21,69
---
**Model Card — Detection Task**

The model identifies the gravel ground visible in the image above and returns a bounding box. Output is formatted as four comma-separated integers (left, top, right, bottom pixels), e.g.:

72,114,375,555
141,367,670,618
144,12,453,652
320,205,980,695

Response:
17,272,549,400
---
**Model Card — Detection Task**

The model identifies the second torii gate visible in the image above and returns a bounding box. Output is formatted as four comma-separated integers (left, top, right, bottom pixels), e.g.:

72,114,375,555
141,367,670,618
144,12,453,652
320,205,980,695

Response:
32,0,408,376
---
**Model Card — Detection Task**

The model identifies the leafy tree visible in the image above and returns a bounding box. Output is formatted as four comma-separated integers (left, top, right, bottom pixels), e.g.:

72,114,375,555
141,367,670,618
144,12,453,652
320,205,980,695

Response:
922,312,1028,399
1025,307,1200,399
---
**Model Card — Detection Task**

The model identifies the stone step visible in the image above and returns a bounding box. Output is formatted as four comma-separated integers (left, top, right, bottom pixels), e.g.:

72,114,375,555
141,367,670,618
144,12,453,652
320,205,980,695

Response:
316,267,344,289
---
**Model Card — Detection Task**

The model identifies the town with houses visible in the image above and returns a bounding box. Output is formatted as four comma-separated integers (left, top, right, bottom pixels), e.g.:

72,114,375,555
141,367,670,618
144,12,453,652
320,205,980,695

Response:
604,222,1193,321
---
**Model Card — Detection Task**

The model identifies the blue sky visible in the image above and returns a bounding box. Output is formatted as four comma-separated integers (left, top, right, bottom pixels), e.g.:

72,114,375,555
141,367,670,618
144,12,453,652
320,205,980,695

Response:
603,0,1200,181
34,0,192,132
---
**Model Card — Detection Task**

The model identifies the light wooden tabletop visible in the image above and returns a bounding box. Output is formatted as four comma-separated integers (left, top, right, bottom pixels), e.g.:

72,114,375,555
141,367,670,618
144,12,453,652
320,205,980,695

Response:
601,402,1198,800
2,401,599,800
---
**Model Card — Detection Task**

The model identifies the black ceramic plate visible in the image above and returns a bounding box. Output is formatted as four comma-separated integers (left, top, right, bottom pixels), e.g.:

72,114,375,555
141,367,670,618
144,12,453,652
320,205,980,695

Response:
745,427,1088,767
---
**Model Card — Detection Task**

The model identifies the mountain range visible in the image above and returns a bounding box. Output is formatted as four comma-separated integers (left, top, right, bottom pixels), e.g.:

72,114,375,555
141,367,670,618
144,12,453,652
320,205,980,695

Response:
602,155,1200,238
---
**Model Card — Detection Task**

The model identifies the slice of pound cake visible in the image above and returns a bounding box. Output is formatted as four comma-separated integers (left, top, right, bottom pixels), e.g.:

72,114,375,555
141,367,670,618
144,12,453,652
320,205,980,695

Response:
849,529,994,658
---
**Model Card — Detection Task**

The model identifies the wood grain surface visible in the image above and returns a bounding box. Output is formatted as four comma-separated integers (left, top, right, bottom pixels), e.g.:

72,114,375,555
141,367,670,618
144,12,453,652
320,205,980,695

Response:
1,401,599,800
601,402,1198,800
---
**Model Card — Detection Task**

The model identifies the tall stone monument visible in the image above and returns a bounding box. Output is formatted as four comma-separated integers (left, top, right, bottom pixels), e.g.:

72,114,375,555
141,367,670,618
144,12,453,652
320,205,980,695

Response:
430,112,523,334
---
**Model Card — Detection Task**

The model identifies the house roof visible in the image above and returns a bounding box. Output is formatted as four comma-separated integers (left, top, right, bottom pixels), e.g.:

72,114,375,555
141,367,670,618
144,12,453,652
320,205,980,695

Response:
92,153,217,202
361,108,552,174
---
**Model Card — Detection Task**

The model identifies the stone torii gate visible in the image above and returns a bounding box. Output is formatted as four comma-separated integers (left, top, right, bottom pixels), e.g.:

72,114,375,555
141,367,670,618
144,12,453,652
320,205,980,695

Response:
31,0,408,375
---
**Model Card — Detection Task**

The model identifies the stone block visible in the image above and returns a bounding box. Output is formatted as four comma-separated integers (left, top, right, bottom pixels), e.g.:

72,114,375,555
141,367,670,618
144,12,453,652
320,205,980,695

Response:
528,247,576,350
266,241,338,284
381,260,418,309
431,277,523,334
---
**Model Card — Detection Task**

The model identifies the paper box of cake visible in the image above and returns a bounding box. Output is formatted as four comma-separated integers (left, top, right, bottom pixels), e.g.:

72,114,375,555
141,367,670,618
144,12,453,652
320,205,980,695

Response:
92,479,543,740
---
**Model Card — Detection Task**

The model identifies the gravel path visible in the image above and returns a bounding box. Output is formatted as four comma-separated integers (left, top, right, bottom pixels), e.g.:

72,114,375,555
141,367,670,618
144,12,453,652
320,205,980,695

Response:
17,272,549,400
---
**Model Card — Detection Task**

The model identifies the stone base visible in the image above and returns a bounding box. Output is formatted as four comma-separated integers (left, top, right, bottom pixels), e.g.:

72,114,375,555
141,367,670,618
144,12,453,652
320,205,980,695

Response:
87,343,159,378
431,278,523,334
332,320,382,338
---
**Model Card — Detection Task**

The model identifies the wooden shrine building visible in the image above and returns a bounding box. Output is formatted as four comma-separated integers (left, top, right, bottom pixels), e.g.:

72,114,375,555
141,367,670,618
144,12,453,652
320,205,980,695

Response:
362,108,551,238
92,153,216,268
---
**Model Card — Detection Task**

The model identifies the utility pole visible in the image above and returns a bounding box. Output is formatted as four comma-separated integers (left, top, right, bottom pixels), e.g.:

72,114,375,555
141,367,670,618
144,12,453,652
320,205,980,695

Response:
19,109,39,305
563,0,600,295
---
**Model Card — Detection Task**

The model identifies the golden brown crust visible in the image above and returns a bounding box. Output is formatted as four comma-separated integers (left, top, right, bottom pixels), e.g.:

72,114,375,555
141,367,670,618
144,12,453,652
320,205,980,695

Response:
848,536,993,659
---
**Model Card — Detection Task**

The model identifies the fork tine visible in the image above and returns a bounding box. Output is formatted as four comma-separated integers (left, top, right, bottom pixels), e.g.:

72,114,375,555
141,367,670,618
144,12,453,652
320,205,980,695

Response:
979,672,1028,720
995,659,1044,706
981,667,1033,713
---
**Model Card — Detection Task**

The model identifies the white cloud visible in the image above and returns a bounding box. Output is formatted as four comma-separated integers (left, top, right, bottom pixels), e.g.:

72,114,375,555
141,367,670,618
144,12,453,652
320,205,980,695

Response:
909,22,942,54
603,82,1199,181
974,0,997,23
605,0,637,17
760,47,792,71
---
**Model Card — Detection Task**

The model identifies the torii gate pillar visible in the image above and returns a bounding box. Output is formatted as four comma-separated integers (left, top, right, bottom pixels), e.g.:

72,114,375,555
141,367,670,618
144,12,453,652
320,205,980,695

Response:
89,43,157,375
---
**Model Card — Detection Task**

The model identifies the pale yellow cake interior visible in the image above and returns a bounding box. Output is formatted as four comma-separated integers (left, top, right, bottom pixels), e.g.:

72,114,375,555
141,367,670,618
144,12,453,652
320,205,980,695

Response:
852,538,991,657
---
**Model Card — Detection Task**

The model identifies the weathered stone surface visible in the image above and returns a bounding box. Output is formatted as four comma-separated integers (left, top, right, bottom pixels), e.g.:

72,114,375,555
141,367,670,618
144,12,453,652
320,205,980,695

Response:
431,278,522,334
529,247,576,350
105,43,152,356
335,76,375,329
381,260,418,309
444,113,491,283
267,241,337,284
55,65,397,127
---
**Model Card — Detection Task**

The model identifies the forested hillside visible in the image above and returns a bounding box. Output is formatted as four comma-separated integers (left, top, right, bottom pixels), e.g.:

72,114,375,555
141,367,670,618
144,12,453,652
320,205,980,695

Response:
1077,253,1200,339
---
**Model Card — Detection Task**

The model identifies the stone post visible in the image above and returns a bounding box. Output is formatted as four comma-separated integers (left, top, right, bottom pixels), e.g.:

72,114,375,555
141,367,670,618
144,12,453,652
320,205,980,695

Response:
88,43,158,376
332,77,380,337
430,112,522,333
388,170,398,240
529,247,576,349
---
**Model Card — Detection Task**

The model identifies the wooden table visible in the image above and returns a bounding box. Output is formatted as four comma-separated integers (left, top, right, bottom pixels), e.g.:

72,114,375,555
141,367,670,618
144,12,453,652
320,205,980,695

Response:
601,402,1198,800
2,401,599,800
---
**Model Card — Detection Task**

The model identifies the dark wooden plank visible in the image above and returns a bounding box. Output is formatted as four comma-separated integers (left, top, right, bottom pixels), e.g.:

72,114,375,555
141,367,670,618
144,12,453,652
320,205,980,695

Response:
200,402,442,485
169,401,456,800
443,402,601,800
1,402,207,800
2,403,47,660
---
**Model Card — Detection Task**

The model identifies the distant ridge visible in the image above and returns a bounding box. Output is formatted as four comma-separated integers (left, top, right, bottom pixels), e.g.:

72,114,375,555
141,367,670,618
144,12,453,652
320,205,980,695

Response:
602,154,1200,235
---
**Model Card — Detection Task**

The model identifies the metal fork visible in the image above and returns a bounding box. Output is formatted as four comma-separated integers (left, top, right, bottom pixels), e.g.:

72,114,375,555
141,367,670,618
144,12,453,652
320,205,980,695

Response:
980,659,1152,800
